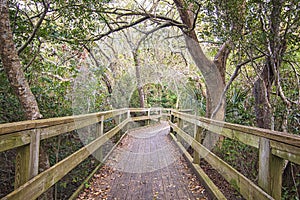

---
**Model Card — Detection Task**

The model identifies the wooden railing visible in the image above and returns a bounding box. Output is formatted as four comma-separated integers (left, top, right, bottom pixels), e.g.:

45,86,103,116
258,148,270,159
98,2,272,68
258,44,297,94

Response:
169,110,300,200
0,108,163,200
1,108,299,200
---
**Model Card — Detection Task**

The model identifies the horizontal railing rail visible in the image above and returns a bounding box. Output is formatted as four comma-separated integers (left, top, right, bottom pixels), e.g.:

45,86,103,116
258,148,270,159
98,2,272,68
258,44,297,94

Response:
2,107,298,200
0,108,163,200
169,110,300,200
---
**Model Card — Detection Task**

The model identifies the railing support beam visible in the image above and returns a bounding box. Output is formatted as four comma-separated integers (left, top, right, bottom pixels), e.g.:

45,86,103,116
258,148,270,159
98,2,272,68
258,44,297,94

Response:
95,115,104,162
147,108,151,125
177,117,183,143
15,145,30,189
29,129,40,178
258,138,284,199
170,111,175,133
193,126,202,164
15,128,41,189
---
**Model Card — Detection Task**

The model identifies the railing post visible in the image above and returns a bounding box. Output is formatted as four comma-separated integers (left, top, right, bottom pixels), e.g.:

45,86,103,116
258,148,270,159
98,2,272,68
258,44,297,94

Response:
95,115,104,162
170,110,174,133
117,113,123,135
193,125,202,164
177,116,183,143
127,109,130,119
15,146,30,189
29,129,40,178
118,114,122,124
15,128,41,189
125,110,130,131
147,108,151,125
258,138,284,199
158,108,161,123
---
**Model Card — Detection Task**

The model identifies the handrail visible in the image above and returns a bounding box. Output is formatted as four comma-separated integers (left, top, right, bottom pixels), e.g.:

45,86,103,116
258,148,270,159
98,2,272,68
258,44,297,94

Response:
0,108,129,135
0,109,128,153
172,110,300,148
169,110,300,200
2,107,298,200
171,110,300,164
0,108,163,200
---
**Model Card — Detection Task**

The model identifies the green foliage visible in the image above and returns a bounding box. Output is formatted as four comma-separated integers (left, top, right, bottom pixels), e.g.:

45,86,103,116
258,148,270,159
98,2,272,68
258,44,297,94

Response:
282,163,300,200
0,72,25,122
129,83,178,108
225,86,255,126
214,138,259,182
129,89,140,108
146,84,177,108
130,84,177,108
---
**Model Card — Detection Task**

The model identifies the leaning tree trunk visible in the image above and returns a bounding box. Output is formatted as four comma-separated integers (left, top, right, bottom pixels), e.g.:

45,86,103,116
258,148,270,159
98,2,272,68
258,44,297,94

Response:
174,0,226,149
254,1,286,198
0,2,42,120
0,2,52,199
133,51,145,108
253,61,274,129
83,45,113,94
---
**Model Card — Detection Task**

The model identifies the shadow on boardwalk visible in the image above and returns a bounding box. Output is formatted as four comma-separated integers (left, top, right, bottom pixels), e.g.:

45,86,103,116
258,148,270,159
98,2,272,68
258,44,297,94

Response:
78,122,208,200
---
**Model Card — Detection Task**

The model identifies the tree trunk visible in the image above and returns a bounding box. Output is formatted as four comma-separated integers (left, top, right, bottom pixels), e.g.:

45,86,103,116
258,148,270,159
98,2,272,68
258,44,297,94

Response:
254,0,285,130
255,2,286,198
174,0,226,119
0,1,42,120
102,73,113,94
133,51,145,108
0,2,52,199
253,61,274,129
83,45,113,94
174,0,226,149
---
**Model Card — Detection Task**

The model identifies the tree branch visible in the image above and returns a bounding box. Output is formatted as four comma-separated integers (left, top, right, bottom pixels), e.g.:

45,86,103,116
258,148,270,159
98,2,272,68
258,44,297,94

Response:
211,54,265,118
83,44,113,94
17,2,49,55
190,2,201,32
136,23,174,49
91,16,150,41
24,40,42,72
41,72,70,82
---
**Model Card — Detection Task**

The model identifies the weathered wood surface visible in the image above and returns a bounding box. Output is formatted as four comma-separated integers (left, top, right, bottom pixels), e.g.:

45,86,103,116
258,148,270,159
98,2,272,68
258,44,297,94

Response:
0,109,128,135
2,107,299,200
1,108,162,199
0,109,132,153
172,110,300,165
170,122,274,200
78,122,208,200
0,108,163,153
2,117,130,200
131,115,161,122
170,133,226,200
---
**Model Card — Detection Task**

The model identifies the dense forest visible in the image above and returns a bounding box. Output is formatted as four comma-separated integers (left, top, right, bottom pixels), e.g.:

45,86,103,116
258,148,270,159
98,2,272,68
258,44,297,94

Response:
0,0,299,199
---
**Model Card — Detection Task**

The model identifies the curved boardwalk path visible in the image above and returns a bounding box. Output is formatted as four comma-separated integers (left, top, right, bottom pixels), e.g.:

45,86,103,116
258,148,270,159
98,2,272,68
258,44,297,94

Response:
78,122,208,200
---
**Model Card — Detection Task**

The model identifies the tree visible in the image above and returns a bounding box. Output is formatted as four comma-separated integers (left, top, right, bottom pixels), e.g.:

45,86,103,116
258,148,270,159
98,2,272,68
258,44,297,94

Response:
0,1,42,120
173,1,225,122
0,1,51,198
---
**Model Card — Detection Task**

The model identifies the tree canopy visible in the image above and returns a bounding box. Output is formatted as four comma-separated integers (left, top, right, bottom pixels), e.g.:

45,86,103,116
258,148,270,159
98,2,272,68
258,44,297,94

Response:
0,0,299,198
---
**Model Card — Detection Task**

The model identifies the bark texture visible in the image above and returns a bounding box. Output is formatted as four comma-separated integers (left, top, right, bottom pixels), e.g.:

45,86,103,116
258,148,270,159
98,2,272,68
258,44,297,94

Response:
1,2,52,199
174,0,225,120
253,61,274,129
253,0,286,130
0,1,42,120
254,2,287,198
133,51,145,108
174,0,226,149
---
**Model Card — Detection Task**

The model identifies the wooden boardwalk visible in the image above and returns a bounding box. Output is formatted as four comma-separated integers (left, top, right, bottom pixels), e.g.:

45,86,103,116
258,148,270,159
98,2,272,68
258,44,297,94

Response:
78,122,208,200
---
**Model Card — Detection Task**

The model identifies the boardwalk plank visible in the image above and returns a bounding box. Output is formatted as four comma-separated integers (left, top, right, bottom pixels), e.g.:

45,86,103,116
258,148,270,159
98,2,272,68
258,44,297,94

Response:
77,122,208,200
